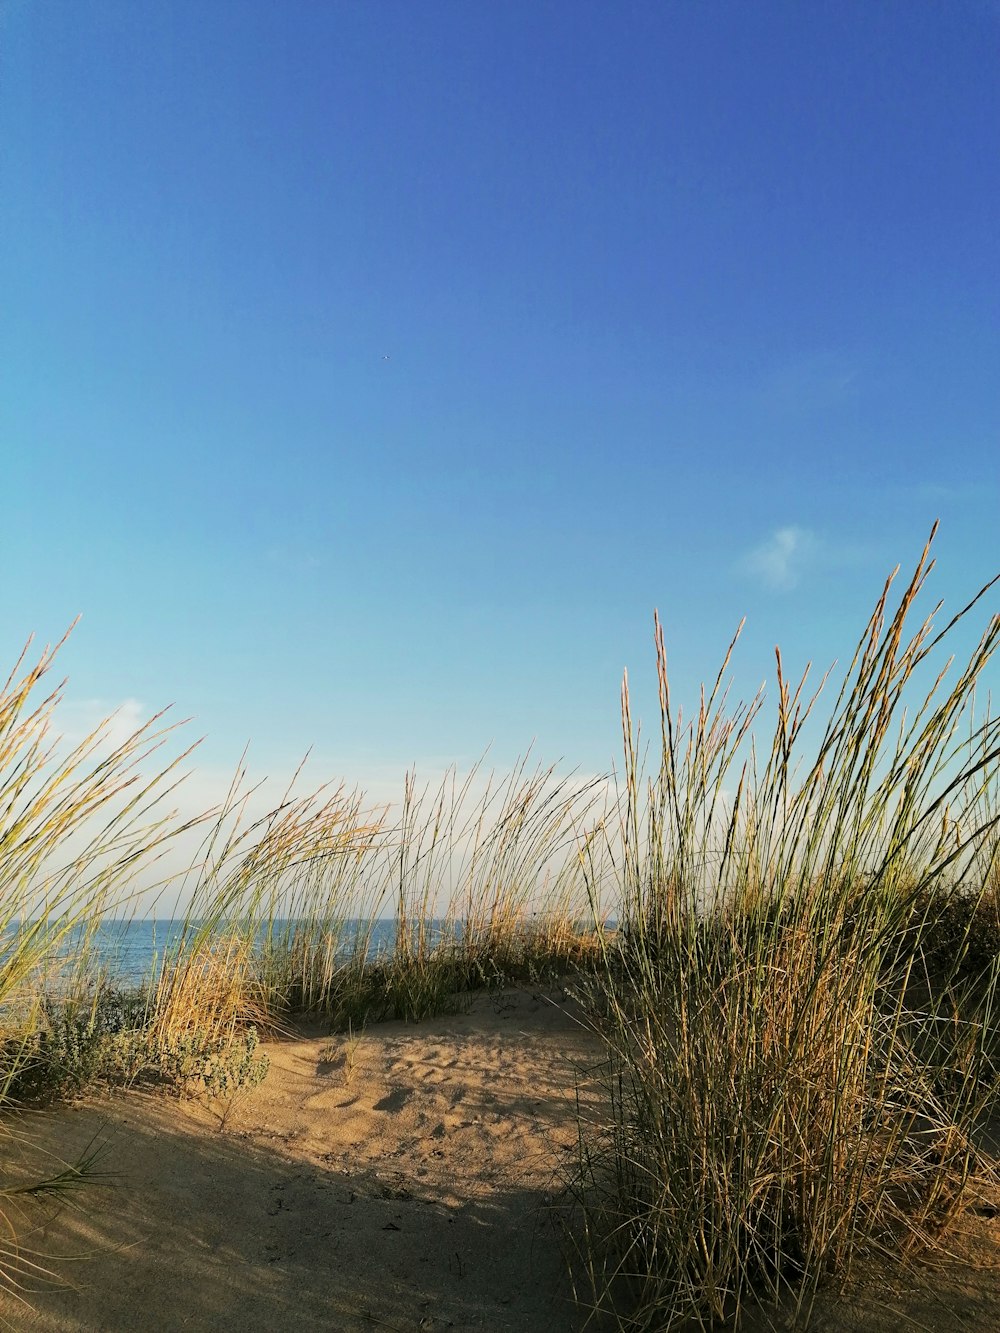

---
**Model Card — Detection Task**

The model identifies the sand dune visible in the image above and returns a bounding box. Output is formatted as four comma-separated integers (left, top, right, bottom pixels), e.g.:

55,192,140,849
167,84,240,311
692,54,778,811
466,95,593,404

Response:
7,984,1000,1331
1,986,605,1333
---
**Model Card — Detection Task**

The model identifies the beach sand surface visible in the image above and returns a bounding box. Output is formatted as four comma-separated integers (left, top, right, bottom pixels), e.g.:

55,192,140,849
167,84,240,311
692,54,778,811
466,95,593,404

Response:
0,986,604,1332
6,984,1000,1331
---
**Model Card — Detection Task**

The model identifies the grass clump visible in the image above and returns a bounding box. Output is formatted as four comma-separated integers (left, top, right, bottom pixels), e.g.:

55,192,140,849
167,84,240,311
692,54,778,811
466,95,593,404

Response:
250,755,608,1029
0,627,609,1299
0,626,202,1291
573,527,1000,1329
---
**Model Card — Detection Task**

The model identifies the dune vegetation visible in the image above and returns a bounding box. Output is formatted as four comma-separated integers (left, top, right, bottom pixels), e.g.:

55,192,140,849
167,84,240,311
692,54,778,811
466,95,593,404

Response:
572,528,1000,1328
3,528,1000,1328
0,628,608,1296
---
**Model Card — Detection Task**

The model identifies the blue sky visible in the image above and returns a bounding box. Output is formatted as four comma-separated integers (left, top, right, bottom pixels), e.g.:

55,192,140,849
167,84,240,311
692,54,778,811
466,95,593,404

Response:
2,1,998,808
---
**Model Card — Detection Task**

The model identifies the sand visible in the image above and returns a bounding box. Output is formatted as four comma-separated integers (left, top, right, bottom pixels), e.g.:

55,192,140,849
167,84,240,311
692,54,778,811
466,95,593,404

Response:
6,984,1000,1332
0,985,605,1333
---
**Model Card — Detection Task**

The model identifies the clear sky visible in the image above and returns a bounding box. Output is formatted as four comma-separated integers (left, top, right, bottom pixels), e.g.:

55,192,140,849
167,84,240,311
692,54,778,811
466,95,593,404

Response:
2,1,998,811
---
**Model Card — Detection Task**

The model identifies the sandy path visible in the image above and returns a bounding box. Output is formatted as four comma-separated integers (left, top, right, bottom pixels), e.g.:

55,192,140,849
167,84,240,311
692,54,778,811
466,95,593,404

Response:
7,983,1000,1331
0,986,605,1333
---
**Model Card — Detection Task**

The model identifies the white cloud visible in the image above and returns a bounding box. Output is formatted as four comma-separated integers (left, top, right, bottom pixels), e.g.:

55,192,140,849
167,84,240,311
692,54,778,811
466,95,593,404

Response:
57,696,156,753
743,526,818,592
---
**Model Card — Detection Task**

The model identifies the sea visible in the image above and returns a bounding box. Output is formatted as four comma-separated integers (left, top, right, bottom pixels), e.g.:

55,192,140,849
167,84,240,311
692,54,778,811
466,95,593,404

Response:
49,918,405,989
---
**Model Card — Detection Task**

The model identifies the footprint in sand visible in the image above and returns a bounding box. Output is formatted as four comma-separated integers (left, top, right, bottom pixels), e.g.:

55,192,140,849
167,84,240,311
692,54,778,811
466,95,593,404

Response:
372,1086,413,1113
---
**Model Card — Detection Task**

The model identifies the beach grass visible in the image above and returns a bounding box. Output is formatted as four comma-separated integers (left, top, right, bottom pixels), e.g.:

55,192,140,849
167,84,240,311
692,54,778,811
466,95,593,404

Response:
3,530,1000,1329
0,626,607,1165
0,624,202,1292
569,526,1000,1328
0,642,607,1304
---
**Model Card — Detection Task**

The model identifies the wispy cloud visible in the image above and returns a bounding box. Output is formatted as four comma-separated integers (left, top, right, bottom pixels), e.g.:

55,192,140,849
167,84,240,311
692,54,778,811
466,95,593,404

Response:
742,526,819,592
57,697,154,752
898,481,972,504
758,352,859,416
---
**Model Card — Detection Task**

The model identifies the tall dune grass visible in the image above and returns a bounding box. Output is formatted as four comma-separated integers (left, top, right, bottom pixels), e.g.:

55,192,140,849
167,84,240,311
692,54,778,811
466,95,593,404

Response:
0,626,611,1295
145,759,384,1046
572,528,1000,1328
0,627,200,1084
0,631,611,1085
20,536,998,1328
248,754,610,1025
0,626,204,1291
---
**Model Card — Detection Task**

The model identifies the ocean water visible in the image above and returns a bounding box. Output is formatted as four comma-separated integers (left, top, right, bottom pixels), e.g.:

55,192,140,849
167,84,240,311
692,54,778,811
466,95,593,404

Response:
15,913,588,991
57,918,404,988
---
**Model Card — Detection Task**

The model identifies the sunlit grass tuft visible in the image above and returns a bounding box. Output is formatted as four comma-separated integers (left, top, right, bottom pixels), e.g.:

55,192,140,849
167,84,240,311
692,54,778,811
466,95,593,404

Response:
0,626,200,1293
571,526,1000,1329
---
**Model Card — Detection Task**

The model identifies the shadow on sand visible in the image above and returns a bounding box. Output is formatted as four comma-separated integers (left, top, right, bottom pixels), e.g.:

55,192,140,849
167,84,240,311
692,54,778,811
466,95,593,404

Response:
0,1096,588,1333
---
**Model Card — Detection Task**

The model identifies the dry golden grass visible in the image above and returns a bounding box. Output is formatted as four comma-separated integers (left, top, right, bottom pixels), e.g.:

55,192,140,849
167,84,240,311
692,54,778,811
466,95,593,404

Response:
6,529,998,1333
572,526,1000,1329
